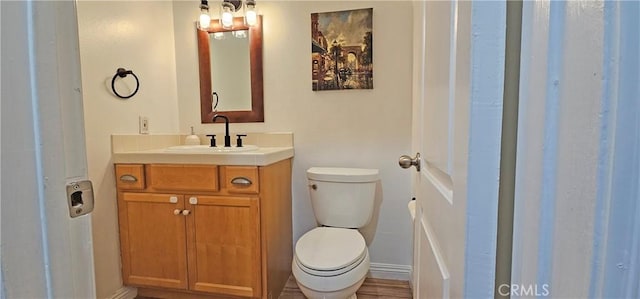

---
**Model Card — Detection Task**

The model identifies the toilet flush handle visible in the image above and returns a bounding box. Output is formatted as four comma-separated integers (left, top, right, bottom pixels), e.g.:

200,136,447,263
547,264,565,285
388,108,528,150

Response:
309,184,317,190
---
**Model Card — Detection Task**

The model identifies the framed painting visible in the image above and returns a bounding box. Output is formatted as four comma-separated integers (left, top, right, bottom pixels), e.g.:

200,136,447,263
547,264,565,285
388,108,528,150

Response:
311,8,373,91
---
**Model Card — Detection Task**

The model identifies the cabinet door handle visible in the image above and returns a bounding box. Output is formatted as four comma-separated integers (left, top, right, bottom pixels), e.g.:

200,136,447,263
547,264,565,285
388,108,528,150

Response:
231,177,252,186
182,210,191,216
173,209,182,215
119,174,138,182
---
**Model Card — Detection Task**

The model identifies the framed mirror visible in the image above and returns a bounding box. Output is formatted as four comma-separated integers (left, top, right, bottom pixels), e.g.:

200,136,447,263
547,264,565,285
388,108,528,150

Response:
198,16,263,123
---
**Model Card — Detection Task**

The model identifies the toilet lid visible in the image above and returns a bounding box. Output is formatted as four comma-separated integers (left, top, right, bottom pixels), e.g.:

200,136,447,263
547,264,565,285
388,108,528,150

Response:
295,227,366,271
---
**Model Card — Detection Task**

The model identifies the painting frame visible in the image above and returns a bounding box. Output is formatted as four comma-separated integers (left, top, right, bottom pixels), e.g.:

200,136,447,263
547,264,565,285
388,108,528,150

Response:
311,8,373,91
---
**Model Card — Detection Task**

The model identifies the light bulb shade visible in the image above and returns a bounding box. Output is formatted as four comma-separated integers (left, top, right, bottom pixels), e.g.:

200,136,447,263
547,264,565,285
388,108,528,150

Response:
221,5,234,29
245,6,257,26
199,11,211,29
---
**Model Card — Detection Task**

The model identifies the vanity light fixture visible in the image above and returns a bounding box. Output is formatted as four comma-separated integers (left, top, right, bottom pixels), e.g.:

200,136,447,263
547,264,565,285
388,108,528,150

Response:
198,0,211,29
220,0,235,29
198,0,258,29
244,0,257,27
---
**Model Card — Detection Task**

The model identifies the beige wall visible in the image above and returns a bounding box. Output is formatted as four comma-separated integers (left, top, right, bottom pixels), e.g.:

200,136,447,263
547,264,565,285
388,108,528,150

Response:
77,1,180,298
174,0,414,269
79,1,413,297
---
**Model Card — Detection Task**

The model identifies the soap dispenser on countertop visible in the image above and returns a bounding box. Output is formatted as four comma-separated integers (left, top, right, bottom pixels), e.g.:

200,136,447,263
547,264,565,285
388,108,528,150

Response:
185,126,201,145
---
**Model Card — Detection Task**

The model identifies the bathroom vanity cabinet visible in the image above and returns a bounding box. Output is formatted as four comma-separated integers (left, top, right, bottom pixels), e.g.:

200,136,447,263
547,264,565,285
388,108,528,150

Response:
114,160,292,299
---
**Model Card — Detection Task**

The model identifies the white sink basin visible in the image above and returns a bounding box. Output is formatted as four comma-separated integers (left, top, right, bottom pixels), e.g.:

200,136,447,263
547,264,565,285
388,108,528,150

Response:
164,145,259,153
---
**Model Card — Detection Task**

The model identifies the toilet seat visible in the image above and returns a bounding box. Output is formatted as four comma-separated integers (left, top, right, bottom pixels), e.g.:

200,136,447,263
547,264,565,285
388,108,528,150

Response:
295,227,366,273
293,244,370,293
295,249,366,277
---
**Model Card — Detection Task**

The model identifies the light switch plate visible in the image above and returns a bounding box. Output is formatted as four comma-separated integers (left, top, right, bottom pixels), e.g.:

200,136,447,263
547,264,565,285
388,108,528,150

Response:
139,116,149,134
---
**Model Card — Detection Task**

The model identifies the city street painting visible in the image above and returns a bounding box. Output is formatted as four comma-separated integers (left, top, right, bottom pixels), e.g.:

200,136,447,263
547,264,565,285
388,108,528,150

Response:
311,8,373,91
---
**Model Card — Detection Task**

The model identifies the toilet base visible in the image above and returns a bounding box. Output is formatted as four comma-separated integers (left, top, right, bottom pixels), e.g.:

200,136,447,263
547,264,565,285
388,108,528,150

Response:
296,276,365,299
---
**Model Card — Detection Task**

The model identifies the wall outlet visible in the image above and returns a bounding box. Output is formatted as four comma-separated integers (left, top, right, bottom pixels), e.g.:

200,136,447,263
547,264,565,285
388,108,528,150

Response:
139,116,149,134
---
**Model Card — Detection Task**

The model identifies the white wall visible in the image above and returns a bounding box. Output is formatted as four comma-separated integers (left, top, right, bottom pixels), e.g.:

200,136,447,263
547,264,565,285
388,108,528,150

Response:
77,1,413,296
174,1,414,271
76,1,180,298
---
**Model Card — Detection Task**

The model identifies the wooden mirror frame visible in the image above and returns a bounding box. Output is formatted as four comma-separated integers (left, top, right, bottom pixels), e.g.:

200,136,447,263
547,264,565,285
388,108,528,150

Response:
198,16,264,123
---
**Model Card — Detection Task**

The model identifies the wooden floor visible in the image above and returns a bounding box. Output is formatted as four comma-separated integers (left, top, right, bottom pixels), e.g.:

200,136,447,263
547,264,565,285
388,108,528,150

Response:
279,276,413,299
137,276,412,299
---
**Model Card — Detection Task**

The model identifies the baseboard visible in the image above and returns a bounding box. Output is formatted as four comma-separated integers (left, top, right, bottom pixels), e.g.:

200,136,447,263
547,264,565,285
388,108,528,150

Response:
408,267,415,290
107,286,137,299
368,263,412,281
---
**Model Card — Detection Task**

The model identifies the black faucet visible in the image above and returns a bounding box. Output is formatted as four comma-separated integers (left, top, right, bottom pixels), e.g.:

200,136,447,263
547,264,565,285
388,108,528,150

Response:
212,114,231,147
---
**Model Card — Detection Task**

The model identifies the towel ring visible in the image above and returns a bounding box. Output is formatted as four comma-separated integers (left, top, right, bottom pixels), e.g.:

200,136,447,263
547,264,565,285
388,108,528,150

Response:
111,68,139,99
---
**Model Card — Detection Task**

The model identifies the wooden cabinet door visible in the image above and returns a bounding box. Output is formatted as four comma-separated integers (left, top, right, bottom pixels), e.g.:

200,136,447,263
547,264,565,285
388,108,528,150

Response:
118,193,188,289
186,195,261,298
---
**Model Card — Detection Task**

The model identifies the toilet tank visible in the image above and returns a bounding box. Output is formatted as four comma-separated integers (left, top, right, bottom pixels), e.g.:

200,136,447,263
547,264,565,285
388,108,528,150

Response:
307,167,379,228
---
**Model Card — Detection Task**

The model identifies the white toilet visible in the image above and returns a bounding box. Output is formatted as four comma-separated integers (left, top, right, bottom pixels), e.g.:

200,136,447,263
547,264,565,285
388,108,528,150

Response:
292,167,379,299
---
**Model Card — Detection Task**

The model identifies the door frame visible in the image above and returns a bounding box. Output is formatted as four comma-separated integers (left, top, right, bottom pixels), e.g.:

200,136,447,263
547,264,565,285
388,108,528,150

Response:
1,1,96,297
511,1,640,297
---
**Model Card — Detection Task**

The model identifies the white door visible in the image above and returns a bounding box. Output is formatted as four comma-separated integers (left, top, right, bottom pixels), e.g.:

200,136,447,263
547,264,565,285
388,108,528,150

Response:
407,1,506,297
1,1,96,298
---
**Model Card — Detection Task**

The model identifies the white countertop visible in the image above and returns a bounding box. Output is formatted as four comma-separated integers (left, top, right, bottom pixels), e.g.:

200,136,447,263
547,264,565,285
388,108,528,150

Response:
112,146,294,166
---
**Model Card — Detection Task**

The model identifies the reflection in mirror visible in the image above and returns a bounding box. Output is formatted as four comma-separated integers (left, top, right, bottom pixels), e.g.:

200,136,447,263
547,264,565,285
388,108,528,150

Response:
198,16,263,123
209,30,251,112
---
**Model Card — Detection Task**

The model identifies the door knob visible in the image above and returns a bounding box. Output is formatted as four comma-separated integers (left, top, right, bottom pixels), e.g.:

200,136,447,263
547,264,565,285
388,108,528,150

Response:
399,153,421,171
